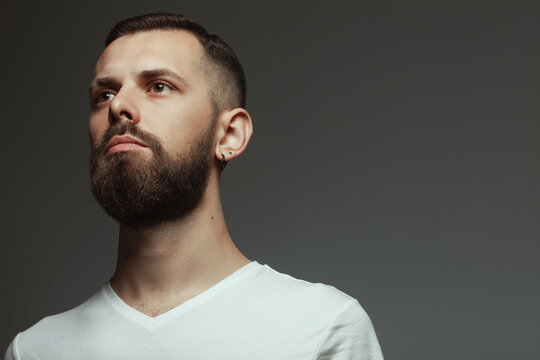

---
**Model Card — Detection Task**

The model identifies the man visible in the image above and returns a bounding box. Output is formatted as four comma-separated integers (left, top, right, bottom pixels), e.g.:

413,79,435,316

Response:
4,13,383,359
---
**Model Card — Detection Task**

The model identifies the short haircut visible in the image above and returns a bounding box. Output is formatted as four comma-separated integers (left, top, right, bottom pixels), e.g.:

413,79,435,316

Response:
105,13,246,112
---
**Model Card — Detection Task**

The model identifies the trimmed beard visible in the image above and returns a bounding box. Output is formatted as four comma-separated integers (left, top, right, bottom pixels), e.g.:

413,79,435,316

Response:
90,121,214,229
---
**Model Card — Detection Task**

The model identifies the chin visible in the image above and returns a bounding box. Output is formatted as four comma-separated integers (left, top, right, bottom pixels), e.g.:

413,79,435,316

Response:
109,150,153,164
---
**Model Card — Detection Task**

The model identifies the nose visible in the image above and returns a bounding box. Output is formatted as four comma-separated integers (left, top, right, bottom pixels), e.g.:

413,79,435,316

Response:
108,87,140,126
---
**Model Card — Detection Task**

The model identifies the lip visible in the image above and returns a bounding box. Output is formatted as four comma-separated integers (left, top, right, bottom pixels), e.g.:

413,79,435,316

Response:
106,135,148,154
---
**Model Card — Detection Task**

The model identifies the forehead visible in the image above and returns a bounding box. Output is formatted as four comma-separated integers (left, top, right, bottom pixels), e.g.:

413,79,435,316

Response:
94,30,205,78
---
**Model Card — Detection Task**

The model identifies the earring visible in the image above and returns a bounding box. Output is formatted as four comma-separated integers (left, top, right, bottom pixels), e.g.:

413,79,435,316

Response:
220,153,228,170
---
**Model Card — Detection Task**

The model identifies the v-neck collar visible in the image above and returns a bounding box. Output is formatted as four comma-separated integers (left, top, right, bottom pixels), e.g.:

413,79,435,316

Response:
101,261,260,330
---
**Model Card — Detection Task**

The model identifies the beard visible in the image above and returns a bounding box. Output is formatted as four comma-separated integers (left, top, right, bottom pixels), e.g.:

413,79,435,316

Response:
90,121,214,229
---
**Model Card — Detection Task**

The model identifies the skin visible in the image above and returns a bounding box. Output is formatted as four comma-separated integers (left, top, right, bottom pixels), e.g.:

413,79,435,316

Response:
88,30,253,317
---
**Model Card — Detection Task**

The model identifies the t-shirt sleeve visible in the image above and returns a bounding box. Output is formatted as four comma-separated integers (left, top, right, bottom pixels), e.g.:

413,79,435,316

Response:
313,299,384,360
4,334,20,360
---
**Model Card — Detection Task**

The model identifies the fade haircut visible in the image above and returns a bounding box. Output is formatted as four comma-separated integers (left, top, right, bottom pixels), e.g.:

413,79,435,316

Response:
105,13,246,113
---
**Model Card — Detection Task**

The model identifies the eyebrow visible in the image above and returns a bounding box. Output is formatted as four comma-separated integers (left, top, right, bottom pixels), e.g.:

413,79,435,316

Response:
89,68,189,94
139,68,189,87
89,76,118,94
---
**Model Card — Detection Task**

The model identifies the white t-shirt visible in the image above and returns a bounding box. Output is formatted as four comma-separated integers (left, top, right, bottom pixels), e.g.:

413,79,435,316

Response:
4,261,383,359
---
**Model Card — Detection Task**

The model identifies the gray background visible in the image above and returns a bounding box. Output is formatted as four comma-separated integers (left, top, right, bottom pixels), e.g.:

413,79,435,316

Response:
2,1,539,359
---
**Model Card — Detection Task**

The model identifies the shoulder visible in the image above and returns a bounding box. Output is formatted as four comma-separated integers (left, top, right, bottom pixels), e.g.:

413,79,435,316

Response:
244,262,372,329
7,285,107,358
241,262,384,359
251,262,359,307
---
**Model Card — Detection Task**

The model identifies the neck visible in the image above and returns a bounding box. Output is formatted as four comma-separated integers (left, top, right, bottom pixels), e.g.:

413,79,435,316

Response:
109,182,250,316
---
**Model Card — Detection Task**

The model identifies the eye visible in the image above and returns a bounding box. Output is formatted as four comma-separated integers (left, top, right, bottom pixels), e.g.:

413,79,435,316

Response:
149,82,172,95
95,91,115,104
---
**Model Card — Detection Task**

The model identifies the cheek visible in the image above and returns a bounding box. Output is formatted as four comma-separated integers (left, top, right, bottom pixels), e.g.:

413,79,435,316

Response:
162,119,201,150
88,113,108,146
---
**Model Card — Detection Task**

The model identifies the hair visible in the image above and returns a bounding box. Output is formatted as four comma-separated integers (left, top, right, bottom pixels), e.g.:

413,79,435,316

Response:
105,13,246,112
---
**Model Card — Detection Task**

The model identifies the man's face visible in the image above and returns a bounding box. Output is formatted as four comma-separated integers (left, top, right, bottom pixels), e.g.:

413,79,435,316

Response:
89,30,215,162
89,30,217,227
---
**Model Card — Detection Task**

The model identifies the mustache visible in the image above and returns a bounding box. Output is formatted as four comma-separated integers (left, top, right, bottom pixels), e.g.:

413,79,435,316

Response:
93,122,164,156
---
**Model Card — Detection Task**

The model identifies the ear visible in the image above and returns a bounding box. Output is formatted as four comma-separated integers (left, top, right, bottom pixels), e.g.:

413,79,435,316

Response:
214,108,253,163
